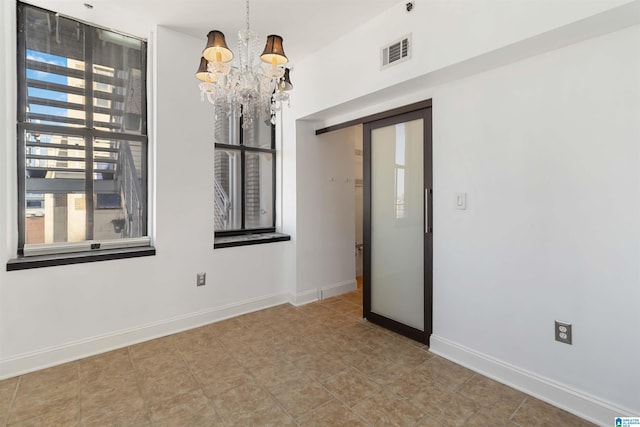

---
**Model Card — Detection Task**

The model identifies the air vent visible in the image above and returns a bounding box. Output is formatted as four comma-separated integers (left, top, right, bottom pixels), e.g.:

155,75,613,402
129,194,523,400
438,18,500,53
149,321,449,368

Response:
381,34,411,69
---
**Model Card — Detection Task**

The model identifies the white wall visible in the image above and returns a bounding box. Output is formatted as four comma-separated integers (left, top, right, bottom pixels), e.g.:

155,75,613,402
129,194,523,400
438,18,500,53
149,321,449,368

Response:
430,23,640,415
0,3,293,378
289,0,640,423
294,124,358,303
295,0,636,122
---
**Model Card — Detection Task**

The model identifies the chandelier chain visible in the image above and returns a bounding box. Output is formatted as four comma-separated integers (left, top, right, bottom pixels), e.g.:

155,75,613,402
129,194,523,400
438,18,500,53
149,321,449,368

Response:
245,0,250,33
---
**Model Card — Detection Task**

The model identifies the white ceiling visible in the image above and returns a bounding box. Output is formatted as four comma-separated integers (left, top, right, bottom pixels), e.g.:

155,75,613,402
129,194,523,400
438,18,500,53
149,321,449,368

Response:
23,0,403,62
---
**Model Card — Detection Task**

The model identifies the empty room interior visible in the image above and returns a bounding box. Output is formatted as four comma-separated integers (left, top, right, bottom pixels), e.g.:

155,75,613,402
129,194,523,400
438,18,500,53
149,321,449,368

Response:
1,0,639,425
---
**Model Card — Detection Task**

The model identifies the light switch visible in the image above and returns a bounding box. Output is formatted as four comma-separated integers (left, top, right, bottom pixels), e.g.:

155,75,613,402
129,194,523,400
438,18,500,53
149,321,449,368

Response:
455,193,467,210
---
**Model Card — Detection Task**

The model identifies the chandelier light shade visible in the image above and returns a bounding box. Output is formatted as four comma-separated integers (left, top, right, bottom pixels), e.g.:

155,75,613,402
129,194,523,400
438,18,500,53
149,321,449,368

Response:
203,30,234,63
195,56,216,82
280,68,293,91
196,0,292,128
260,35,288,66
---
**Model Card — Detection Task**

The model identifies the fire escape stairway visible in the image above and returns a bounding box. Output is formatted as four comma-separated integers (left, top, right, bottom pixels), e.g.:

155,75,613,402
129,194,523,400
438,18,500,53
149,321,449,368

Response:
25,139,143,237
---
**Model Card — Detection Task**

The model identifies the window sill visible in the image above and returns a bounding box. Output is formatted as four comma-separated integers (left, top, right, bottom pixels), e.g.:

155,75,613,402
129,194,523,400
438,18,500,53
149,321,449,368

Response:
214,232,291,249
6,246,156,271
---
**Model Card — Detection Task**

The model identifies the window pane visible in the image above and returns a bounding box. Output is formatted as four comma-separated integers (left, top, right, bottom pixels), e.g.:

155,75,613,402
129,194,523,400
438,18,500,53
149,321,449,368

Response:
243,107,273,149
214,109,240,145
214,149,241,230
21,6,87,128
24,130,87,244
244,152,274,229
91,29,145,134
93,138,147,239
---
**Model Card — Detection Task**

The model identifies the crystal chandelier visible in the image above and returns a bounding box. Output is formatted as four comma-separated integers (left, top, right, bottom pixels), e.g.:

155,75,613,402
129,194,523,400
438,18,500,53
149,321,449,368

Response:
195,0,293,128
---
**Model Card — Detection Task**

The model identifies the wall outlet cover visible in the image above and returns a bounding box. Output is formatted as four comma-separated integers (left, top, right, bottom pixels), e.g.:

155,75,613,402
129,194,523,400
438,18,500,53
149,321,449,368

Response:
555,321,572,345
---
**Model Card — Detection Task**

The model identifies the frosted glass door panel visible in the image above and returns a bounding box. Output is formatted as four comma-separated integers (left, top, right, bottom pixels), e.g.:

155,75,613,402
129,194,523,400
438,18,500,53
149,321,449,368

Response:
370,119,424,330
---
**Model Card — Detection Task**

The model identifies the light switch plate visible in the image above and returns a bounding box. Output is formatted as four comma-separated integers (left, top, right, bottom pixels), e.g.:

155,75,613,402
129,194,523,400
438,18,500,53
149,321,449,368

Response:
196,272,206,287
455,193,467,210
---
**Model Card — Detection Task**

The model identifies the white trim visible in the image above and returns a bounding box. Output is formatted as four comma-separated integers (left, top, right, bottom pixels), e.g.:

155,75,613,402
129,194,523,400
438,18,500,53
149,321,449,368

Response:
0,292,288,380
320,279,357,299
429,334,637,426
291,289,319,306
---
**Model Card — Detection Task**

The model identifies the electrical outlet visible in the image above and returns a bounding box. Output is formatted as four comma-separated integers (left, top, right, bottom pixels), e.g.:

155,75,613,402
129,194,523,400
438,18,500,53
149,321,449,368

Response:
196,272,206,287
555,321,572,345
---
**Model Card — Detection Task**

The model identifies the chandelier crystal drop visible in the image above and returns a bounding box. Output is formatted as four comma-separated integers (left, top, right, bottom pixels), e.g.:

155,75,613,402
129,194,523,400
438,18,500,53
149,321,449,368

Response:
195,0,292,128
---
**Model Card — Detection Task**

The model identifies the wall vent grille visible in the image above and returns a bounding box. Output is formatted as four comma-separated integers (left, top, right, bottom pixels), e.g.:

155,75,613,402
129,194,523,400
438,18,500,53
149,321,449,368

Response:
381,34,411,68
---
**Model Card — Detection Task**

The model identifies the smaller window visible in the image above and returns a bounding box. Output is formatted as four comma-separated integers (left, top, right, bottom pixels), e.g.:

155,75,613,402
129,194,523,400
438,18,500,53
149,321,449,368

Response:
214,107,276,235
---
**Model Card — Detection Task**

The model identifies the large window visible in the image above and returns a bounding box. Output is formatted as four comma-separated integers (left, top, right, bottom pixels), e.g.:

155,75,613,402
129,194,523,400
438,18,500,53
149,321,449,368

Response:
16,2,148,257
214,109,276,235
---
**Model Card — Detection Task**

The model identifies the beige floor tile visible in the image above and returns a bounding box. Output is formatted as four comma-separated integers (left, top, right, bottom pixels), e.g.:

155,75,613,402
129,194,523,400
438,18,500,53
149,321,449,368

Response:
297,399,369,427
133,351,188,373
376,340,433,367
415,414,445,426
465,407,519,426
413,391,480,427
81,372,142,403
228,404,297,427
352,390,425,426
415,356,475,393
458,374,526,418
387,371,437,399
360,327,396,349
129,335,177,362
325,299,361,314
0,377,18,419
367,360,415,386
173,328,224,353
81,394,150,426
322,366,381,407
339,291,364,305
196,362,253,396
7,397,78,426
200,317,245,339
511,397,597,427
180,346,235,369
78,348,134,382
270,377,334,419
294,353,349,382
209,381,276,422
10,397,76,424
9,366,79,424
295,302,334,319
247,357,308,390
17,362,78,395
136,364,199,406
225,344,268,368
341,348,393,376
148,388,224,426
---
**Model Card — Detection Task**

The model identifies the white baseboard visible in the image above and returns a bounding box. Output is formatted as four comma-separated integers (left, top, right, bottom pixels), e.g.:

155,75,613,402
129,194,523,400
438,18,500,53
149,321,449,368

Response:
289,280,357,306
290,289,319,306
429,334,636,426
320,279,357,299
0,292,289,380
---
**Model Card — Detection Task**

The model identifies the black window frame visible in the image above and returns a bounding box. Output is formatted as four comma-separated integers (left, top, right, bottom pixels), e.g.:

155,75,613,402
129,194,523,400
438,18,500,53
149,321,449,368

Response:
214,115,277,238
12,2,152,267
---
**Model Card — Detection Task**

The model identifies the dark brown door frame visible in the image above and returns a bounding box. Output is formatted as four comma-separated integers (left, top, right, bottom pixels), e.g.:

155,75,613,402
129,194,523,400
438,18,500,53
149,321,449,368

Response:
315,99,433,345
363,105,432,345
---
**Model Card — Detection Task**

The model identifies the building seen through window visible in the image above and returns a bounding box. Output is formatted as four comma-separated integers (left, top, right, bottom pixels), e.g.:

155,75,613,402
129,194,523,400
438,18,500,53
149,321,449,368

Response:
213,108,276,234
17,2,148,254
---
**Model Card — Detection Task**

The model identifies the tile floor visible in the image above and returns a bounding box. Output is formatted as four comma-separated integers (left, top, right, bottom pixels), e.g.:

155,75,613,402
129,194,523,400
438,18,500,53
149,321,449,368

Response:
0,288,595,426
